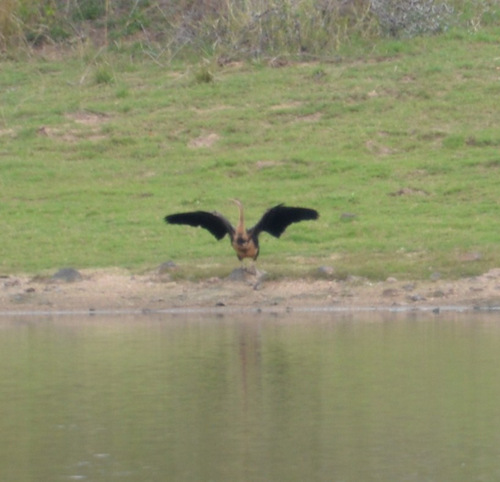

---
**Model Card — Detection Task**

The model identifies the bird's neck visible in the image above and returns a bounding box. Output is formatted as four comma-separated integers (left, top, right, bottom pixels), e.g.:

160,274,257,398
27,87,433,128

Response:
234,200,246,235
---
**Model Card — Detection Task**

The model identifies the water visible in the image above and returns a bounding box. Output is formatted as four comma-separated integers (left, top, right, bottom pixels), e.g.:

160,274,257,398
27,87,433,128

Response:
1,312,500,481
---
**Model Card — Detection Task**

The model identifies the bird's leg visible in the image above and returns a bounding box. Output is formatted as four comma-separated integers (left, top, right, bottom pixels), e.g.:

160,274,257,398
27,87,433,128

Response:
246,260,257,276
237,257,256,275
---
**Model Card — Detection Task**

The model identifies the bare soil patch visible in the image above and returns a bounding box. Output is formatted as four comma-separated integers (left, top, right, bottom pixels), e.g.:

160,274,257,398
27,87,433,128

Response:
2,267,500,314
36,111,109,143
66,111,109,125
188,132,220,148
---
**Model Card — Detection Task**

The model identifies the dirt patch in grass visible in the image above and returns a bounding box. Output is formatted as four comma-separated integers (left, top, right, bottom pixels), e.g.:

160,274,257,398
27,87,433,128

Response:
2,267,500,314
270,101,303,111
36,111,109,142
37,125,107,142
0,128,15,137
255,160,285,170
66,111,109,125
188,132,220,148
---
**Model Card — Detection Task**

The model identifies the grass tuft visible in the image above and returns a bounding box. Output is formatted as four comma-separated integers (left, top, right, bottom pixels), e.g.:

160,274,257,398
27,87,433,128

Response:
94,64,115,84
194,64,214,84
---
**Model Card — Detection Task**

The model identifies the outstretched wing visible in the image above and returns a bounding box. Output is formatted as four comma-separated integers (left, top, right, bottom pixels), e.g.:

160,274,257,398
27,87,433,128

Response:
250,204,319,238
165,211,234,240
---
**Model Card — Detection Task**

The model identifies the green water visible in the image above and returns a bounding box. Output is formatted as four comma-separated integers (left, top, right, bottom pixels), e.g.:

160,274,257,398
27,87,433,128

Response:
1,312,500,481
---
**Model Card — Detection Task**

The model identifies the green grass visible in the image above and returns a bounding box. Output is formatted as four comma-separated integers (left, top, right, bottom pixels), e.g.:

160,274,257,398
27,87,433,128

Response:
1,28,500,280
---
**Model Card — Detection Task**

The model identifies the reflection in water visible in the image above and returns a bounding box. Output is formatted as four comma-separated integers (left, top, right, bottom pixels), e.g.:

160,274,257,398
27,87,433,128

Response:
1,313,500,481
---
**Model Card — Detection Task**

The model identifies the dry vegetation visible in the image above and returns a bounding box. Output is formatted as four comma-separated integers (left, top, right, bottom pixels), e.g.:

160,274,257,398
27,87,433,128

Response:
1,0,498,58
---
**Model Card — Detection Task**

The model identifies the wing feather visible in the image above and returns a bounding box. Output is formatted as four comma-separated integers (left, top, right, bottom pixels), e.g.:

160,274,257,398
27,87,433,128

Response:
165,211,234,240
250,204,319,238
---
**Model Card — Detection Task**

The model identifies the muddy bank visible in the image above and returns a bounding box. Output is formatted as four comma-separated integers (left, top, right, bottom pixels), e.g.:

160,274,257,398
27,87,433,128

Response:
2,267,500,315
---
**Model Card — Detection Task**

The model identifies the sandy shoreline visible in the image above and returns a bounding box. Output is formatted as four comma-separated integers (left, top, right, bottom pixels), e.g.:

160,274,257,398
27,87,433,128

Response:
2,267,500,316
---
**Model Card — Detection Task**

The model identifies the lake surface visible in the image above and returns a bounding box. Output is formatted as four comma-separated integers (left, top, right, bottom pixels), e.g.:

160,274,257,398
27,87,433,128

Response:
1,311,500,481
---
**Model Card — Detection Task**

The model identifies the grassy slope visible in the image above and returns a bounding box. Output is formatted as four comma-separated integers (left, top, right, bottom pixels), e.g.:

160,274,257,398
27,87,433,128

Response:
1,28,499,279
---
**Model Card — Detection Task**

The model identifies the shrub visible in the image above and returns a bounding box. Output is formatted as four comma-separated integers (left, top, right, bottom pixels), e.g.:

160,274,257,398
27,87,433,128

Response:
370,0,455,37
0,0,498,57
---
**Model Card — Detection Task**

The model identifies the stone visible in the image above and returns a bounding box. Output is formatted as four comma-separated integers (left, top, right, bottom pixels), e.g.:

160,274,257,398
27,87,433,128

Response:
52,268,82,283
